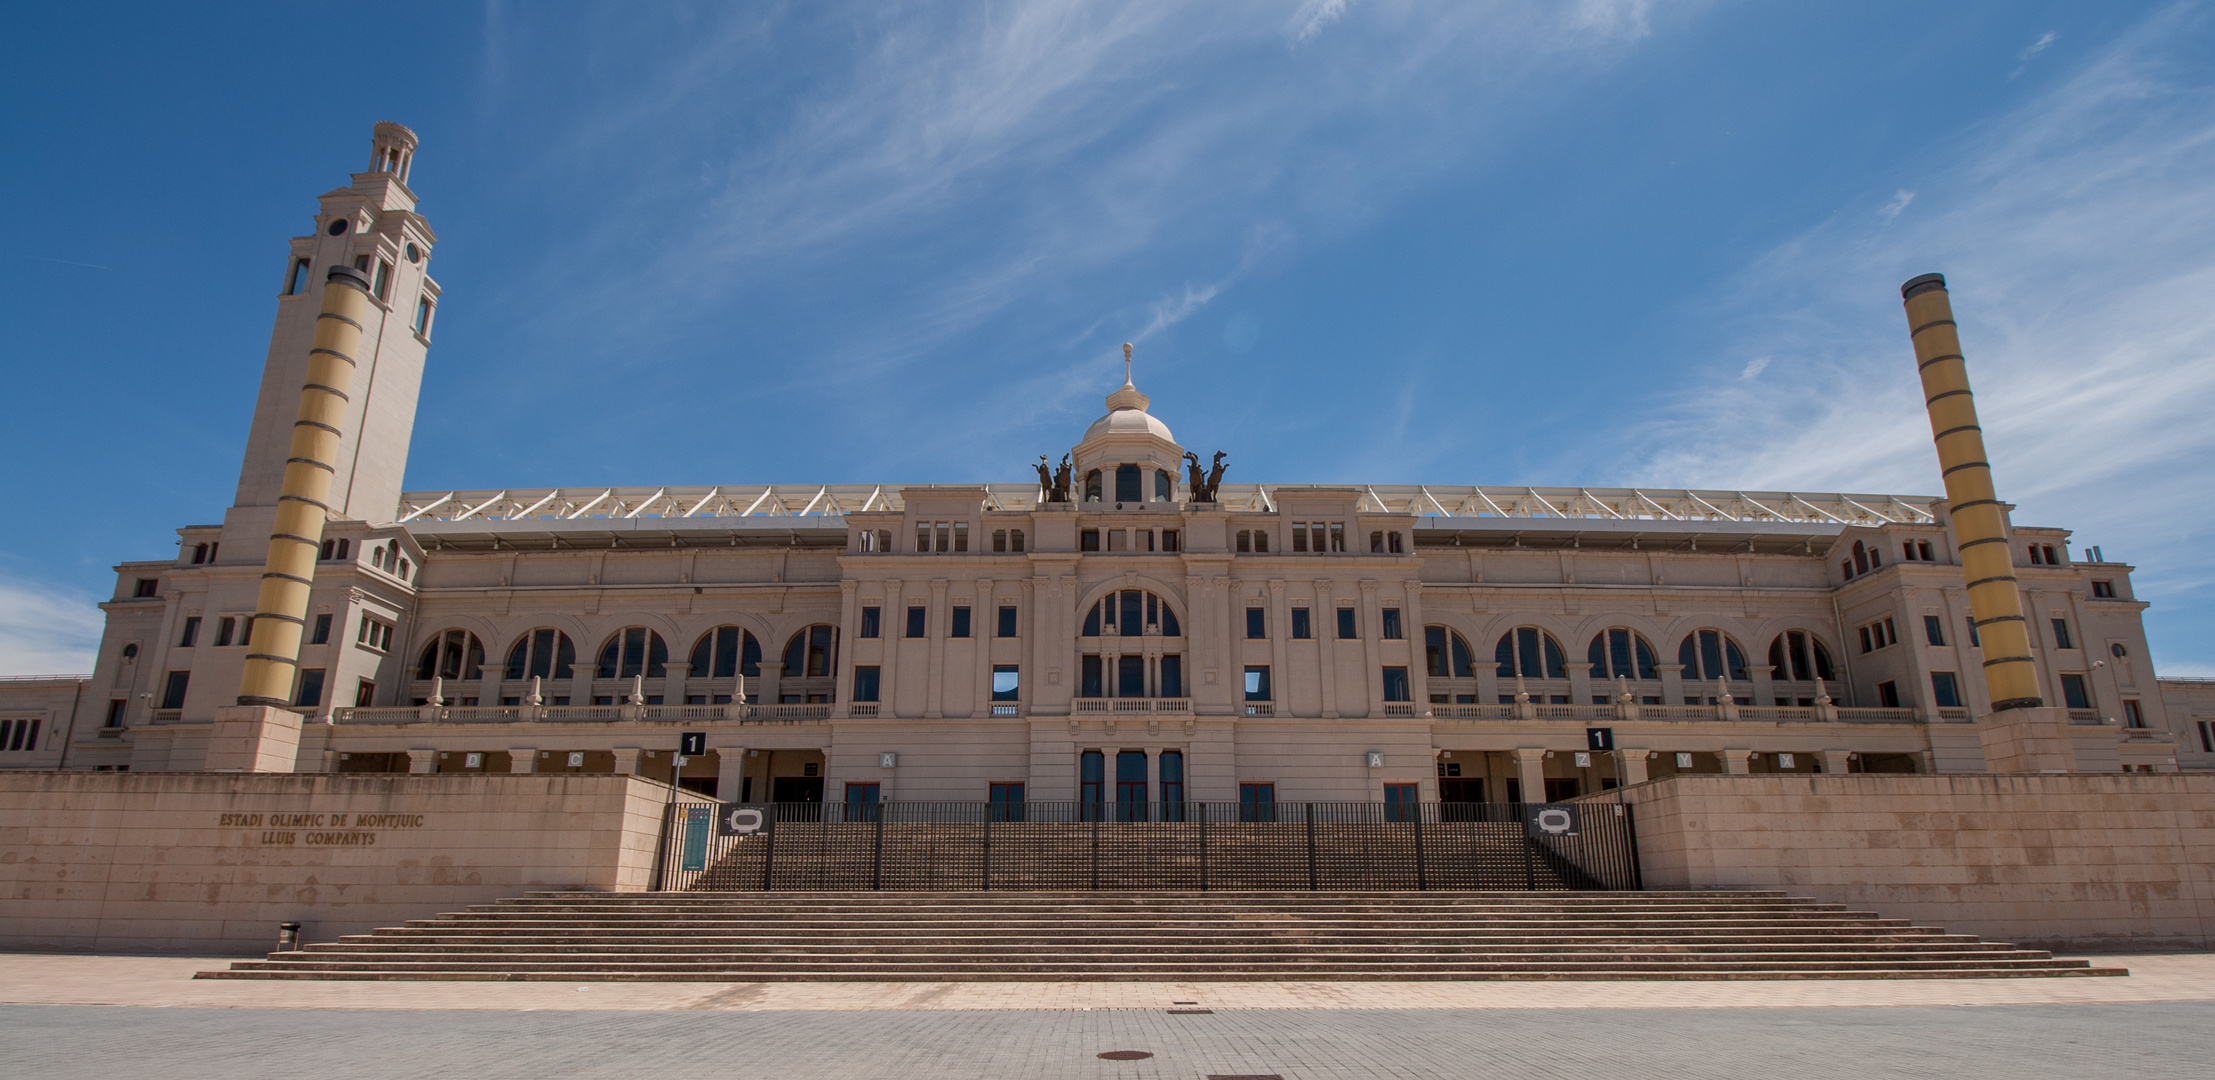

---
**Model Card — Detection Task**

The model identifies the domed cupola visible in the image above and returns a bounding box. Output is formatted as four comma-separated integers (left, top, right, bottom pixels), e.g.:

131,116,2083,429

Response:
1070,345,1187,506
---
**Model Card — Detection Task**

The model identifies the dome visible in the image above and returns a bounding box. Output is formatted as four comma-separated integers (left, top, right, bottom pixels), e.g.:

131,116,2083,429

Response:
1082,405,1175,445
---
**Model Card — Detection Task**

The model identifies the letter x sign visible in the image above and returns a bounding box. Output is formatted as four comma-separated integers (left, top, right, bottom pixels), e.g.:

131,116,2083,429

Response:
1585,727,1614,752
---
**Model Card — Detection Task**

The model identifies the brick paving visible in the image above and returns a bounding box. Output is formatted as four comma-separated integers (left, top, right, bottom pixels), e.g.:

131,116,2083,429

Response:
7,952,2215,1012
4,999,2214,1078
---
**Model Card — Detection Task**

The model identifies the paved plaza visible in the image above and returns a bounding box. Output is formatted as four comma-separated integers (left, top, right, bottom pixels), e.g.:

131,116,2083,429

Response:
4,954,2215,1078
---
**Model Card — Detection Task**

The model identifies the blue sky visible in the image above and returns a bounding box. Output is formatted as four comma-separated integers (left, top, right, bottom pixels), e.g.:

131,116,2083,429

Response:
3,1,2212,676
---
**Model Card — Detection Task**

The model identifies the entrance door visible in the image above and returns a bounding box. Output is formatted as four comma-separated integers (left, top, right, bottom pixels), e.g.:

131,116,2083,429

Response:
1543,778,1581,802
772,776,824,803
1439,778,1484,820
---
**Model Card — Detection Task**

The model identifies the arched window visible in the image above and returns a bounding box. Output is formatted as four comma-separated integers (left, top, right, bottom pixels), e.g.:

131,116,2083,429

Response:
1155,470,1173,501
416,629,485,680
1081,590,1182,637
782,625,838,678
1766,631,1836,682
1115,464,1141,503
1084,470,1103,502
595,627,669,680
1678,629,1750,682
688,626,761,679
1425,626,1475,678
504,629,576,680
1586,628,1659,681
1495,627,1567,679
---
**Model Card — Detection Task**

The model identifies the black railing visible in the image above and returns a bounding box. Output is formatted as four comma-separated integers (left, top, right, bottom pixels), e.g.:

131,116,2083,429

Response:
652,800,1641,892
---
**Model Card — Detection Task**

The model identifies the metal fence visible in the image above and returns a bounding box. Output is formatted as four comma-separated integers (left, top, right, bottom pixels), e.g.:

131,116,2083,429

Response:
652,800,1641,893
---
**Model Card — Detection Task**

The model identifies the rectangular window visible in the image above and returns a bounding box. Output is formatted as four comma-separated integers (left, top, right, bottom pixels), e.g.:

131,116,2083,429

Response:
1243,666,1271,701
1159,751,1184,816
1883,618,1896,646
991,665,1019,702
2122,699,2144,729
134,578,158,598
1331,522,1347,553
412,296,433,335
916,524,932,552
1245,607,1266,639
2051,618,2075,650
2201,721,2215,754
2060,674,2091,710
1106,529,1127,552
1381,608,1404,640
1337,607,1358,640
951,606,971,638
1159,655,1183,698
2091,580,2116,598
1923,615,1945,646
1118,655,1146,697
1291,522,1310,553
160,671,190,710
215,617,236,647
1161,529,1180,552
106,699,128,728
1291,607,1312,639
1080,529,1100,552
1382,666,1411,702
1239,783,1276,823
373,259,391,300
859,606,880,638
989,782,1025,821
1877,680,1900,708
1967,617,1980,648
178,616,200,648
355,679,376,707
1081,654,1104,698
852,666,880,702
295,669,326,708
1931,672,1961,709
286,258,310,295
905,606,927,638
952,522,968,552
1138,529,1154,552
310,613,332,646
997,606,1018,638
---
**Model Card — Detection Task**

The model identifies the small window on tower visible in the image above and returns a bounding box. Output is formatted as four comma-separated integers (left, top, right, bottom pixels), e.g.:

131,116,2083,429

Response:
373,259,392,301
412,296,434,336
285,259,310,295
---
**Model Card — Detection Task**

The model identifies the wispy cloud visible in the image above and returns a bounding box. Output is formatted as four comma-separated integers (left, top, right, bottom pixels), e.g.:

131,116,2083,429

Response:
0,572,100,675
2014,30,2058,77
1877,189,1914,221
1621,3,2215,668
479,1,1691,461
1738,355,1769,380
1289,0,1349,43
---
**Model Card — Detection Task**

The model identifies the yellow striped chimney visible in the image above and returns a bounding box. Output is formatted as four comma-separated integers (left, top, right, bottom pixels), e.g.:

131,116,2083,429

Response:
236,264,373,706
1900,273,2044,712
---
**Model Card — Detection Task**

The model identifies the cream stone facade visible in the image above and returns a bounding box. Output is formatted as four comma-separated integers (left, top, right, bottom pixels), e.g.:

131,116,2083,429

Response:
3,124,2205,805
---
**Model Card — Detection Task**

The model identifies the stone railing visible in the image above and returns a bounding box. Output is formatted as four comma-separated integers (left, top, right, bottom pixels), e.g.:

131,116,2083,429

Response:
1431,701,1924,725
1072,698,1192,715
333,702,829,725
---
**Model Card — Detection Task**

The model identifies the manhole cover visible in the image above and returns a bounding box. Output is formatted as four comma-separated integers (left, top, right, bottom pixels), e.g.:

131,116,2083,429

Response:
1098,1050,1154,1061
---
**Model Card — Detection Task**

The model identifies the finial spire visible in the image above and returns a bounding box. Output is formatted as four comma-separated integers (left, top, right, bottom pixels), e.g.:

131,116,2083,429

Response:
1122,342,1133,389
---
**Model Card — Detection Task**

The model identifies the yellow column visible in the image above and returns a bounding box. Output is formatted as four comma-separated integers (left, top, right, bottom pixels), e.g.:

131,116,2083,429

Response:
236,265,372,706
1900,273,2043,712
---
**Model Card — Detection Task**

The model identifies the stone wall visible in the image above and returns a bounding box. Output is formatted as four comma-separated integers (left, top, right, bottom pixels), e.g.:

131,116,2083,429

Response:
0,773,676,955
1610,774,2215,949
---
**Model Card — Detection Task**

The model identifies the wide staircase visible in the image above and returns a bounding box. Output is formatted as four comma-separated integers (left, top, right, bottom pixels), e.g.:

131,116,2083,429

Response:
200,891,2122,981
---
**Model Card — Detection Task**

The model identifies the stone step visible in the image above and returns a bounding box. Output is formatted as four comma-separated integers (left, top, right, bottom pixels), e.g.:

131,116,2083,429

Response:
199,890,2121,983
